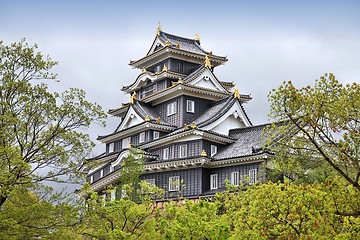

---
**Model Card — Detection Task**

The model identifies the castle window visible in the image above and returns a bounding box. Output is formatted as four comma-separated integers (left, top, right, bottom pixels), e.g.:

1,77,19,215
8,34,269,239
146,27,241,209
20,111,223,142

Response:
163,148,169,160
108,142,114,153
210,174,218,190
139,132,145,143
186,100,195,113
179,144,188,158
110,189,116,201
169,176,180,191
122,137,131,148
100,169,104,178
231,171,239,186
211,145,217,157
90,175,93,183
249,169,257,185
178,61,184,73
167,102,177,116
153,131,160,140
144,178,156,186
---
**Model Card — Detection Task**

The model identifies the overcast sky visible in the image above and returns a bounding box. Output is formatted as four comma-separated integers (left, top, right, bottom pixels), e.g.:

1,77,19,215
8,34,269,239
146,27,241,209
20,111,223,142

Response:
1,0,360,155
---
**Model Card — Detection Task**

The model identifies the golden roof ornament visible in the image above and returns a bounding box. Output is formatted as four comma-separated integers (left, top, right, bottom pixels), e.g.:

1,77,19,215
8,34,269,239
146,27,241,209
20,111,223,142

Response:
142,68,146,73
233,84,240,99
144,115,150,121
176,43,180,49
191,121,197,129
184,124,189,130
165,41,171,46
127,143,132,149
156,117,161,124
156,22,162,36
201,149,207,157
195,33,200,41
178,78,183,84
209,51,213,57
130,91,137,104
162,65,168,72
204,55,212,69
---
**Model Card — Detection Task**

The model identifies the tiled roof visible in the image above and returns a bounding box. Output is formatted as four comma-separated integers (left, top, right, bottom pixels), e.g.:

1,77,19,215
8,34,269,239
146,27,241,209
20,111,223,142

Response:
214,124,271,160
195,97,234,126
159,31,208,55
121,70,186,92
195,96,253,127
133,101,163,122
183,65,205,83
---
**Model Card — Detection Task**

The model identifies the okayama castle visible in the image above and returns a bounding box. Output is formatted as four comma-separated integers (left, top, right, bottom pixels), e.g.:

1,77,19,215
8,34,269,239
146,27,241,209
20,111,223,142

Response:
81,27,272,200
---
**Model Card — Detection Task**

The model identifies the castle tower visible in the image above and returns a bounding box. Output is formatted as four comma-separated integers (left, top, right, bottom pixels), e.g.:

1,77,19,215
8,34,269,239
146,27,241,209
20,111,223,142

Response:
81,28,270,199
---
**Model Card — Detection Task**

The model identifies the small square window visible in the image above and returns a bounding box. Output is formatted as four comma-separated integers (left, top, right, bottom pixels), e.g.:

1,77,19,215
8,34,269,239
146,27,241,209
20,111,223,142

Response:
231,172,239,186
210,174,218,190
169,176,180,191
163,148,169,160
186,100,195,113
167,102,177,116
153,131,160,140
179,144,188,158
211,145,217,157
139,132,145,143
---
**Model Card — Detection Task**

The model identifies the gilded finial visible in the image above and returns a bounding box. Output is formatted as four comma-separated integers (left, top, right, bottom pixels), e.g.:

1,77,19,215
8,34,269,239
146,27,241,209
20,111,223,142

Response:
128,143,132,149
233,84,240,99
184,124,189,130
145,115,150,121
176,43,180,49
209,51,213,57
156,22,162,36
162,65,168,72
156,117,161,124
165,41,171,46
204,55,212,68
142,68,146,73
195,33,200,41
178,78,183,84
191,121,196,129
130,91,137,104
201,149,207,157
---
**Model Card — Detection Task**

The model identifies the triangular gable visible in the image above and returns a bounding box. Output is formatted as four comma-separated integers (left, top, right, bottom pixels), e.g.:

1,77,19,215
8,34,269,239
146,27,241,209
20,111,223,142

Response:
117,106,144,132
188,68,229,92
147,36,165,55
201,100,251,135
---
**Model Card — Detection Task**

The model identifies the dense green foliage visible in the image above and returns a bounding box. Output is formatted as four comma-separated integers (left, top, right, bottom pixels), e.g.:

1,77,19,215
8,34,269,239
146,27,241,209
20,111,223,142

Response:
0,39,106,208
266,74,360,190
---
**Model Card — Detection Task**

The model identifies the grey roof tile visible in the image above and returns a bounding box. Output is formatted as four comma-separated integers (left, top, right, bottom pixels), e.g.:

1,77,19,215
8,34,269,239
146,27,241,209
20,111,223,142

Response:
195,97,235,126
213,124,270,160
160,32,208,55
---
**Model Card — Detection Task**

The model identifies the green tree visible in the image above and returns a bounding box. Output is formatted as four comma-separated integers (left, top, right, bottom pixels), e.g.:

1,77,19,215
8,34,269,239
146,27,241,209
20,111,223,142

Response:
78,148,164,239
218,178,360,239
156,200,231,240
0,39,106,207
0,186,82,240
266,74,360,196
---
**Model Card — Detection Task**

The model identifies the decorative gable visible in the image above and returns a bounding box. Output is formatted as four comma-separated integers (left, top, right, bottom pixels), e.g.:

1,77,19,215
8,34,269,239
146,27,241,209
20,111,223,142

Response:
117,106,144,131
201,100,251,135
187,68,229,93
147,37,165,55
